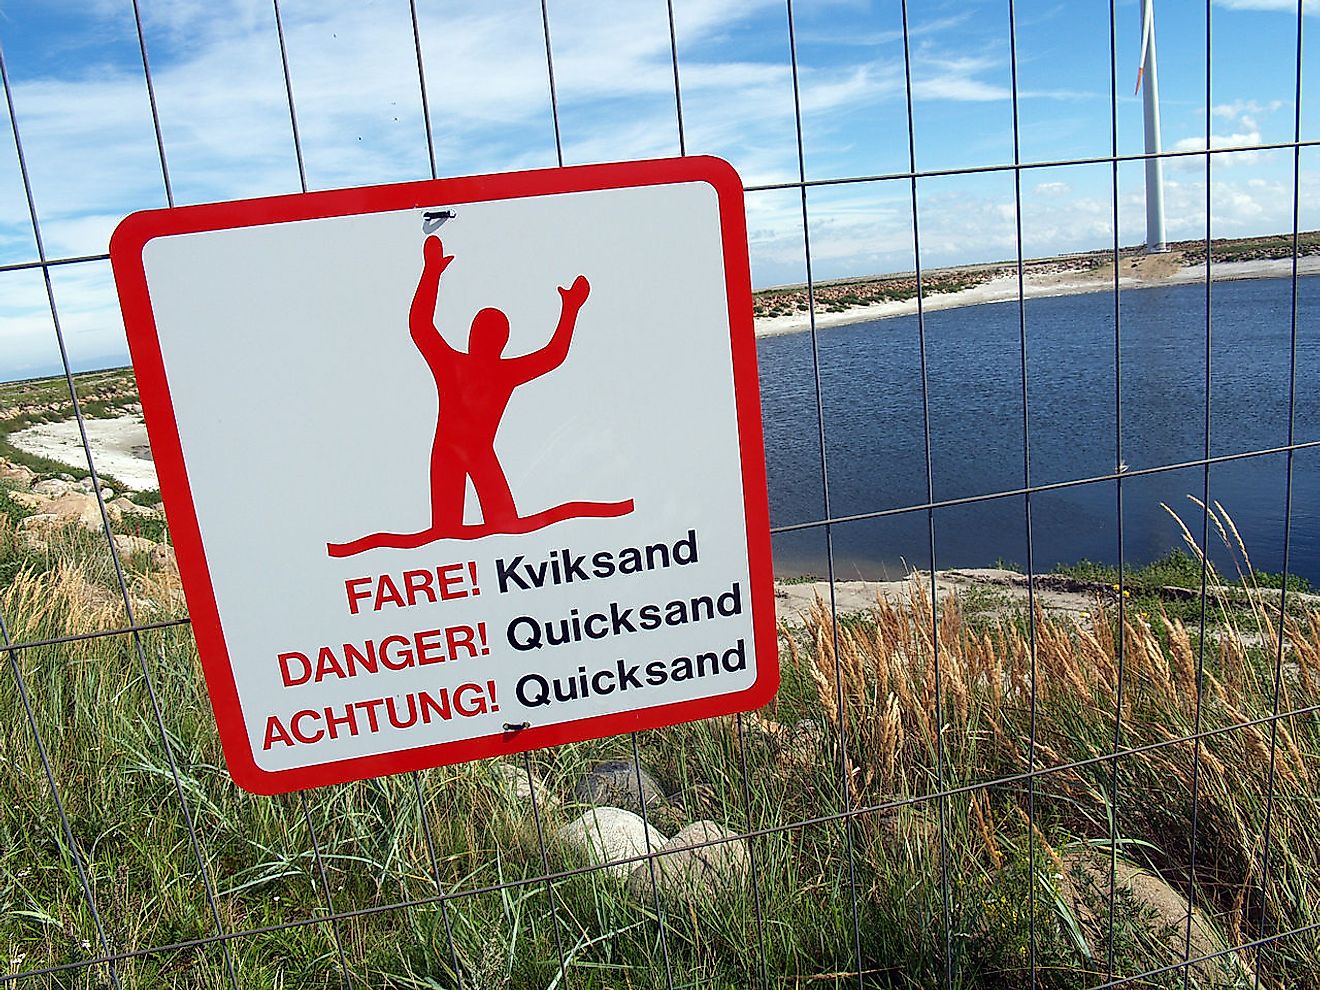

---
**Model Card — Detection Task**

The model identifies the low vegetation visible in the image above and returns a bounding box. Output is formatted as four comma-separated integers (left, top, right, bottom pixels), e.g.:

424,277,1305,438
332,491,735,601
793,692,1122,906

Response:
1,468,1316,988
753,270,999,319
752,229,1320,322
1178,230,1320,266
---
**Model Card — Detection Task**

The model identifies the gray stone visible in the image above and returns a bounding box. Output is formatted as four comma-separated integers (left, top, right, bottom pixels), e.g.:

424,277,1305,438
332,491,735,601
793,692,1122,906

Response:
31,479,72,497
16,513,58,531
628,820,750,902
559,807,667,878
16,513,60,551
1057,852,1246,985
488,762,556,809
572,758,667,816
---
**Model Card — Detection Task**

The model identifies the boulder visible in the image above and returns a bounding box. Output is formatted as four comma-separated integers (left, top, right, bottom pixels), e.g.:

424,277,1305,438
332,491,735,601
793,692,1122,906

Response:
110,498,158,519
64,494,106,530
1057,852,1245,984
629,820,750,902
0,460,36,488
572,758,667,816
8,491,111,531
7,491,50,510
16,513,58,532
16,513,60,551
559,807,667,878
488,762,557,809
31,479,72,497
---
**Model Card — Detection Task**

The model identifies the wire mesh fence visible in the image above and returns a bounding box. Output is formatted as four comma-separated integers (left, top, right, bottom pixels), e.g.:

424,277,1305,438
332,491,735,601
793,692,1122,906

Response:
0,1,1316,987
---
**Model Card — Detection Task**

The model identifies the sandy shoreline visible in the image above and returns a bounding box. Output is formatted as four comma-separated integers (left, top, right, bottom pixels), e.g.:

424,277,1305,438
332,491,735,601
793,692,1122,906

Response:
753,256,1320,338
8,414,159,491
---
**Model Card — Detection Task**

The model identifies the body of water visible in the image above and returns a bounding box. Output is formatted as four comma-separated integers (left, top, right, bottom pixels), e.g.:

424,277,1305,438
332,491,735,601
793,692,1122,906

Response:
759,275,1320,583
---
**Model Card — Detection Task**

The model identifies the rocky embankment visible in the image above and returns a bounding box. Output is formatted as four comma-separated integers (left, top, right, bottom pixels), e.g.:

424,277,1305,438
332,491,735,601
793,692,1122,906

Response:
0,457,175,573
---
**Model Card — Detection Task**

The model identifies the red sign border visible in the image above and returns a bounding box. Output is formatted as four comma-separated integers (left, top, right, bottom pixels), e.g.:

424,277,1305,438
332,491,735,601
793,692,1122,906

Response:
110,155,777,795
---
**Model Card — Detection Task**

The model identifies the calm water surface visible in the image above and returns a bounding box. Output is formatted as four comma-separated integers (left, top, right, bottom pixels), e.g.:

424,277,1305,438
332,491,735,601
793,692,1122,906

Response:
758,275,1320,582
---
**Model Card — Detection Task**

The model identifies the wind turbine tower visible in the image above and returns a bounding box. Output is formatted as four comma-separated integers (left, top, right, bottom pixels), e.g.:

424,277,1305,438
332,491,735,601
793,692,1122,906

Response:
1136,0,1168,253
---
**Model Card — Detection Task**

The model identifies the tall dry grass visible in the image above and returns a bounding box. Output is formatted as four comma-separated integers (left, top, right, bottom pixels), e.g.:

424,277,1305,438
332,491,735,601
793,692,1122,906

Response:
1,493,1317,987
786,545,1319,987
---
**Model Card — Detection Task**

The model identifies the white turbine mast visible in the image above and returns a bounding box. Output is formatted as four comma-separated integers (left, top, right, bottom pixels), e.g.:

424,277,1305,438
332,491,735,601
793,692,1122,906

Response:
1136,0,1168,253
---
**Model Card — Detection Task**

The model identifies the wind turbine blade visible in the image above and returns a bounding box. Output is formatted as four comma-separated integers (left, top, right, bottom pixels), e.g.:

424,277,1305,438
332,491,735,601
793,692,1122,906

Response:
1136,0,1154,94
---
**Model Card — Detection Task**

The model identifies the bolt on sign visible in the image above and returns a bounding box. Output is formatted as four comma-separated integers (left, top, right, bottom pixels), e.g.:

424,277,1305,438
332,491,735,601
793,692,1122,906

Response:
110,156,777,794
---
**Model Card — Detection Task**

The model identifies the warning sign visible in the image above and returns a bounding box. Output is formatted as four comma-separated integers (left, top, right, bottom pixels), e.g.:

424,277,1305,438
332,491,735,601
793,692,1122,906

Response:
110,156,776,794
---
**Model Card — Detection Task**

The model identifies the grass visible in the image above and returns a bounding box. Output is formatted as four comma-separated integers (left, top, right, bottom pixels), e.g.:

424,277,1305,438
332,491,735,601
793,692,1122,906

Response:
1,481,1317,989
779,573,822,585
1050,500,1314,632
1177,230,1320,266
1054,548,1311,599
1,369,1316,987
752,270,996,320
750,230,1320,323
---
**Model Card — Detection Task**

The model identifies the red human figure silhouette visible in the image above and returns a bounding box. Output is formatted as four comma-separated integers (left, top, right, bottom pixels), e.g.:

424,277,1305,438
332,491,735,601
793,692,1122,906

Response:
328,236,633,557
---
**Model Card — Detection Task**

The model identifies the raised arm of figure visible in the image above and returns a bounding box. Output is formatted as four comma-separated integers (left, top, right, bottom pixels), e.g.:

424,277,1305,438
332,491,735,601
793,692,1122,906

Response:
409,236,458,362
507,275,590,383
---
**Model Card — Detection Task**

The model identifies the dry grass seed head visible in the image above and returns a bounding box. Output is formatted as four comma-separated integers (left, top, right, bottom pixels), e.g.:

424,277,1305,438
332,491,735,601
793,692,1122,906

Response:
970,792,1004,869
1072,618,1117,693
1160,613,1198,706
1,563,122,641
1288,615,1320,700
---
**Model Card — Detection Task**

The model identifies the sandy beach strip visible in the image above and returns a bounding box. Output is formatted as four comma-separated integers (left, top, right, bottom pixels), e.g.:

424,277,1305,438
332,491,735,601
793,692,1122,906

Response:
753,256,1320,338
7,414,159,491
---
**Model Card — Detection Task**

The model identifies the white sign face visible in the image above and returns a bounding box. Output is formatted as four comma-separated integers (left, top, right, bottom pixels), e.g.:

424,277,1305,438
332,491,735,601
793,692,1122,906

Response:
111,157,777,793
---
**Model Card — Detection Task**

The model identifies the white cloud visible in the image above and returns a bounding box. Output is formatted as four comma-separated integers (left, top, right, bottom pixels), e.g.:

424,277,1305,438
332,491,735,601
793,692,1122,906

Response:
1213,0,1314,14
742,158,1320,287
909,51,1090,105
1171,130,1265,167
1213,99,1286,121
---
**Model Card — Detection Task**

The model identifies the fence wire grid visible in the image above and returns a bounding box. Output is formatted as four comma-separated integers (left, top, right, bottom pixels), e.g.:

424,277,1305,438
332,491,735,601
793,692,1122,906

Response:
0,1,1316,989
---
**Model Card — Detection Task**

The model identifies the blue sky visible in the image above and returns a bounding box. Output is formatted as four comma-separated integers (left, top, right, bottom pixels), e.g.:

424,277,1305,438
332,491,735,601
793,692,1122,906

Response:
0,0,1316,378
